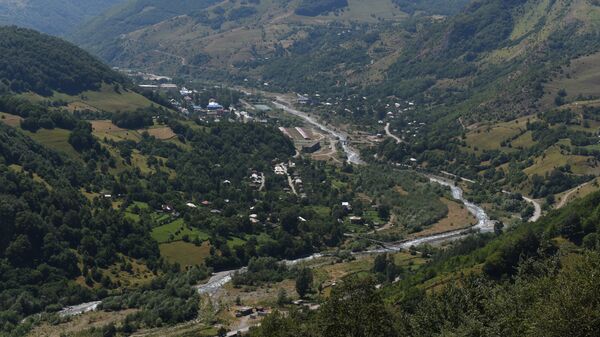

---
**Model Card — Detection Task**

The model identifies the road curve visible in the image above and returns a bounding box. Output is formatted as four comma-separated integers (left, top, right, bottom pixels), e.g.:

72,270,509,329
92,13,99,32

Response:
523,196,542,222
385,123,402,144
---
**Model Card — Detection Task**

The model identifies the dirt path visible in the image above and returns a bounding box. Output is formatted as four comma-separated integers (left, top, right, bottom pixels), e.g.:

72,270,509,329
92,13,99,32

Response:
557,181,592,209
385,123,402,144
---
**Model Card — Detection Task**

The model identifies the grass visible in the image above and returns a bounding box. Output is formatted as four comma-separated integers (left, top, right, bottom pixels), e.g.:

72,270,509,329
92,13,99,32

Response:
22,128,81,159
524,145,599,176
151,218,210,243
464,117,530,152
23,83,155,113
0,112,22,127
159,241,211,267
542,50,600,108
409,198,476,238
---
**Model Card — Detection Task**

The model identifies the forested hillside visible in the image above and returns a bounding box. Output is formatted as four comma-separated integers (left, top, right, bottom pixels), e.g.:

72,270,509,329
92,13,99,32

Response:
0,0,122,36
0,26,125,95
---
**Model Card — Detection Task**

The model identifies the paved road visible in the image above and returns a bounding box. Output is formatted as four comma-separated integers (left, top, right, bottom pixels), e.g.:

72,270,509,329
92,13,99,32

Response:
523,196,542,222
272,99,364,165
385,123,402,144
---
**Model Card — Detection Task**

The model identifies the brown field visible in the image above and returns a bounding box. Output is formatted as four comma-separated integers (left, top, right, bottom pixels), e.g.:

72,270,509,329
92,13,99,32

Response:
27,309,138,337
91,120,141,142
143,126,176,140
411,198,477,238
0,112,23,127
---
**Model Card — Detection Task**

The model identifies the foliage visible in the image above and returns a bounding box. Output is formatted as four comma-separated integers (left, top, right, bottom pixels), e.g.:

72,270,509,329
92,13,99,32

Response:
0,26,125,95
295,0,349,17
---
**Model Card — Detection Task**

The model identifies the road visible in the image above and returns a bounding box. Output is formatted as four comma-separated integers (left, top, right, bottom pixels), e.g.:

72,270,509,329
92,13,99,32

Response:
272,98,364,165
523,196,542,222
385,123,402,144
259,172,266,192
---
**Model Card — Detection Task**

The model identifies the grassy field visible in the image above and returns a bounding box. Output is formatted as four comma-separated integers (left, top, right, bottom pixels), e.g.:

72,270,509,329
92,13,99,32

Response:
22,128,81,159
542,51,600,108
524,145,600,176
464,116,531,152
0,112,23,127
410,198,477,238
159,241,211,267
27,309,139,337
23,84,155,113
151,219,210,243
91,120,141,142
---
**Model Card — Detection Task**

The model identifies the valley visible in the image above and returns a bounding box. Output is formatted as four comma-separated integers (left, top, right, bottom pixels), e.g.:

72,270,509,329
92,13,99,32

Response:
1,0,600,336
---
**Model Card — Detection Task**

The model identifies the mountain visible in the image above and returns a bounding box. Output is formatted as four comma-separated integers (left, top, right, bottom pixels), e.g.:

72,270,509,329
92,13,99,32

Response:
0,0,123,36
0,26,125,95
71,0,469,75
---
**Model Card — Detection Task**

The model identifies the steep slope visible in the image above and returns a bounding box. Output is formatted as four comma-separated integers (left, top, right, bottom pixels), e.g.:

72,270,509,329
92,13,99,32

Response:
0,0,123,36
72,0,468,74
0,26,125,95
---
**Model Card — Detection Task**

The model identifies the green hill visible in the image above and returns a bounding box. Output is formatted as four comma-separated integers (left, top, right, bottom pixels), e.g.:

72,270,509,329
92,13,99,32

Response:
0,26,125,95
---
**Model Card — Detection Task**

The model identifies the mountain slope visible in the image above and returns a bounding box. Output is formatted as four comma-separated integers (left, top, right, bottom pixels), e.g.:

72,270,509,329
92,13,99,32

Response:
72,0,469,74
0,26,126,95
0,0,123,36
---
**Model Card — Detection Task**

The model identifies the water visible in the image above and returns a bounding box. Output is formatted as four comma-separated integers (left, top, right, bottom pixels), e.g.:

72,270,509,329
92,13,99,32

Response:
272,100,364,165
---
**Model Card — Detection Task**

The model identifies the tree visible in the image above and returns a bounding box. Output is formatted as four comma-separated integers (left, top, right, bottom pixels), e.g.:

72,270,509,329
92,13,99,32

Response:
277,288,288,307
295,268,313,298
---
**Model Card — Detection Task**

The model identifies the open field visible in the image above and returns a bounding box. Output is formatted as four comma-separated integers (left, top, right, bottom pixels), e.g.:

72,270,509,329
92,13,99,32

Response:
151,219,210,243
0,112,23,127
542,51,600,108
524,145,600,176
22,128,80,159
410,198,477,238
144,126,176,140
91,120,141,142
159,241,211,267
27,309,139,337
463,116,532,152
23,84,155,113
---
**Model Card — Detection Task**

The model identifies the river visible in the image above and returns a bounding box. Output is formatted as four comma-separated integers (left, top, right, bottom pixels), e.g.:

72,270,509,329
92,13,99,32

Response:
272,99,364,165
58,100,492,316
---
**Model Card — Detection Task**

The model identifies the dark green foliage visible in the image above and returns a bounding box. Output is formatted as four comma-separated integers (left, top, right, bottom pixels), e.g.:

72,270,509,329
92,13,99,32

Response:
101,266,208,328
231,257,292,286
295,268,313,298
295,0,349,16
0,123,159,334
111,109,154,129
0,26,125,95
392,0,469,15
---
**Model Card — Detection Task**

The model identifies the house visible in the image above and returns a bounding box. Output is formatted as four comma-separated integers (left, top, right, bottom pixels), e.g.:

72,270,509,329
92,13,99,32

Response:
235,307,254,317
301,141,321,153
186,202,198,208
341,202,352,211
349,216,364,225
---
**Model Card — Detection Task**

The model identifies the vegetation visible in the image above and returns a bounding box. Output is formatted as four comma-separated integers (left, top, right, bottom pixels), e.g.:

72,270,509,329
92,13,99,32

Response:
250,190,600,337
295,0,349,16
0,26,125,95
